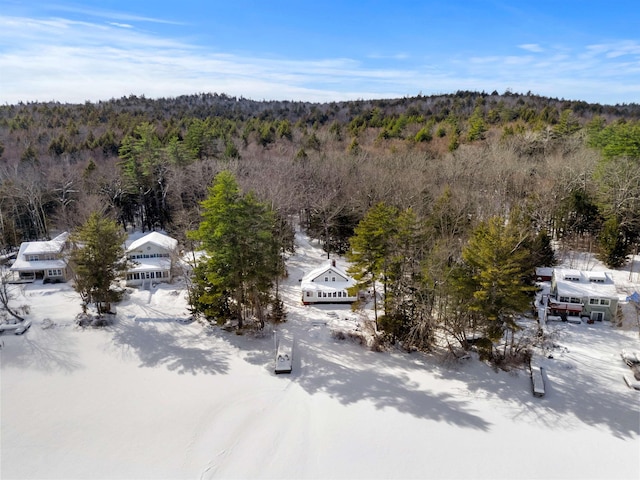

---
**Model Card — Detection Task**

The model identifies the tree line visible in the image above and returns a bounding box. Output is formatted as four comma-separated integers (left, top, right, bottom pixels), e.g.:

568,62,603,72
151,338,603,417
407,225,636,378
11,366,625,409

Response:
1,91,639,359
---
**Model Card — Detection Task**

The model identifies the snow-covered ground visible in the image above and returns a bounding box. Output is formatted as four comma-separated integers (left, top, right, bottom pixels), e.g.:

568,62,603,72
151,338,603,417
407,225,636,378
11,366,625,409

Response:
1,232,639,479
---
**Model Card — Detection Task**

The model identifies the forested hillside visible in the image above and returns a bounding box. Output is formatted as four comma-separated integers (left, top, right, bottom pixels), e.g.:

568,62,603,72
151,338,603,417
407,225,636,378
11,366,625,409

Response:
2,89,640,356
1,90,638,252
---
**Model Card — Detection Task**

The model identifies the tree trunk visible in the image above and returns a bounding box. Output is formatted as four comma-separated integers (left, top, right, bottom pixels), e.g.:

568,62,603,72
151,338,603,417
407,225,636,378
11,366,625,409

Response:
0,276,26,322
372,281,378,330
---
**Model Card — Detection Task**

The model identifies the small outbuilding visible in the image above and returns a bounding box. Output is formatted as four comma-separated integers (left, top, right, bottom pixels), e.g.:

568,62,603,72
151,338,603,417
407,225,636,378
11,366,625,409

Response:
535,267,553,282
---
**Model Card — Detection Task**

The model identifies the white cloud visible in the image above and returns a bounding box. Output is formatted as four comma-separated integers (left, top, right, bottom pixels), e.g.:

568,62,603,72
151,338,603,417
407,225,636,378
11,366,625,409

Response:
0,14,422,103
1,14,639,105
48,4,185,25
108,22,133,29
518,43,544,53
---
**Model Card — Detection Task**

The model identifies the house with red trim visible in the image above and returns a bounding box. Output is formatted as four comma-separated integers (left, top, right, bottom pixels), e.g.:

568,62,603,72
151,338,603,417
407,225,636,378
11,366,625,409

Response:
548,268,619,322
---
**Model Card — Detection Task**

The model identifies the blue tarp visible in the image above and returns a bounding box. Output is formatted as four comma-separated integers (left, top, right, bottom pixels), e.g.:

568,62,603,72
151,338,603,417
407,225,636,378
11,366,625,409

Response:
626,291,640,303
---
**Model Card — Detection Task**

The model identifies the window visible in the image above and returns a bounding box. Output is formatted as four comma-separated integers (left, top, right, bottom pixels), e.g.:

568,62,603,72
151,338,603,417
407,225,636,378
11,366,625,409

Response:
559,296,570,303
337,292,342,298
589,298,599,305
333,292,337,297
570,297,582,304
332,277,336,282
28,255,40,261
306,291,311,297
589,278,605,283
47,269,62,277
324,277,328,282
600,299,610,306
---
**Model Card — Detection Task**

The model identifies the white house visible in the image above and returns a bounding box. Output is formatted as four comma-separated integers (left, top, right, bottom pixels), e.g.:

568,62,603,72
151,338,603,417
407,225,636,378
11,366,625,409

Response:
301,260,358,304
548,268,619,322
10,232,70,282
125,232,178,287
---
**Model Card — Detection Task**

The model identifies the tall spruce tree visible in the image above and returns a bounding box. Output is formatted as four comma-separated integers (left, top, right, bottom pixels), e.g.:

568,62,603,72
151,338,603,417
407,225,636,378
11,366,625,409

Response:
598,217,628,268
188,171,281,328
347,202,399,329
69,213,128,315
454,216,534,354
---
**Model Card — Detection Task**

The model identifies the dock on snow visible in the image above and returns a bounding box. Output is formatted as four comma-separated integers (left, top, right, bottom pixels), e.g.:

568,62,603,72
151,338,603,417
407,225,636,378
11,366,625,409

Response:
274,334,293,374
531,365,546,397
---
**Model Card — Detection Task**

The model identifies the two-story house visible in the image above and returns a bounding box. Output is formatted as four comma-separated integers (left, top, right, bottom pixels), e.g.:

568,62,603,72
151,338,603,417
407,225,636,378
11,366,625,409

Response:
301,260,358,304
10,232,70,282
548,268,619,321
125,232,178,287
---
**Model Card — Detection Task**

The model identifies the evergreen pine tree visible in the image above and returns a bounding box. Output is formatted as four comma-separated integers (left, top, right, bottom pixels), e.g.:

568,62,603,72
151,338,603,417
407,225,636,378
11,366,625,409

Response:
347,202,399,329
455,216,535,354
188,171,282,328
598,217,628,268
69,213,128,316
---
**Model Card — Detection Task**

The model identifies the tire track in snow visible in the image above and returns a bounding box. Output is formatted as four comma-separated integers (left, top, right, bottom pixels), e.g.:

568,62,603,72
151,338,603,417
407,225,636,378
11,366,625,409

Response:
197,377,311,479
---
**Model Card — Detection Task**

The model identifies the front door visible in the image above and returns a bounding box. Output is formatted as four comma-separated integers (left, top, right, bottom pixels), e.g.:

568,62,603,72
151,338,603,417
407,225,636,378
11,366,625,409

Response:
591,311,604,322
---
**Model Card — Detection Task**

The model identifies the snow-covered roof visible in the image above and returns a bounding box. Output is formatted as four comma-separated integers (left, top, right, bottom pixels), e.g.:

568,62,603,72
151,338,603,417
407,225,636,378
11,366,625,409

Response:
127,232,177,253
21,232,69,256
127,257,172,272
301,262,353,284
553,268,617,299
10,232,69,272
301,261,356,293
535,267,553,277
10,258,67,272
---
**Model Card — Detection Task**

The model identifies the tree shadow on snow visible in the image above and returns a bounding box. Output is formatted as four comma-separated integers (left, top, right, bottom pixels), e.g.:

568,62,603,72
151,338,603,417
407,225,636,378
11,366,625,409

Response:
228,318,639,439
224,327,491,431
1,328,82,373
507,324,638,440
429,323,640,440
298,339,492,430
110,320,229,375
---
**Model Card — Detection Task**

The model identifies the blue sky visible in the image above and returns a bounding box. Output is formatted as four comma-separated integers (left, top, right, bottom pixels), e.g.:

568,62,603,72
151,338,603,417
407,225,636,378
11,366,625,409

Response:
1,0,639,105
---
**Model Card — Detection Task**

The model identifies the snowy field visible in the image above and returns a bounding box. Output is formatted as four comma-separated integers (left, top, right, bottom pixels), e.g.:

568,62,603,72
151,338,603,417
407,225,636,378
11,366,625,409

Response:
1,232,639,479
